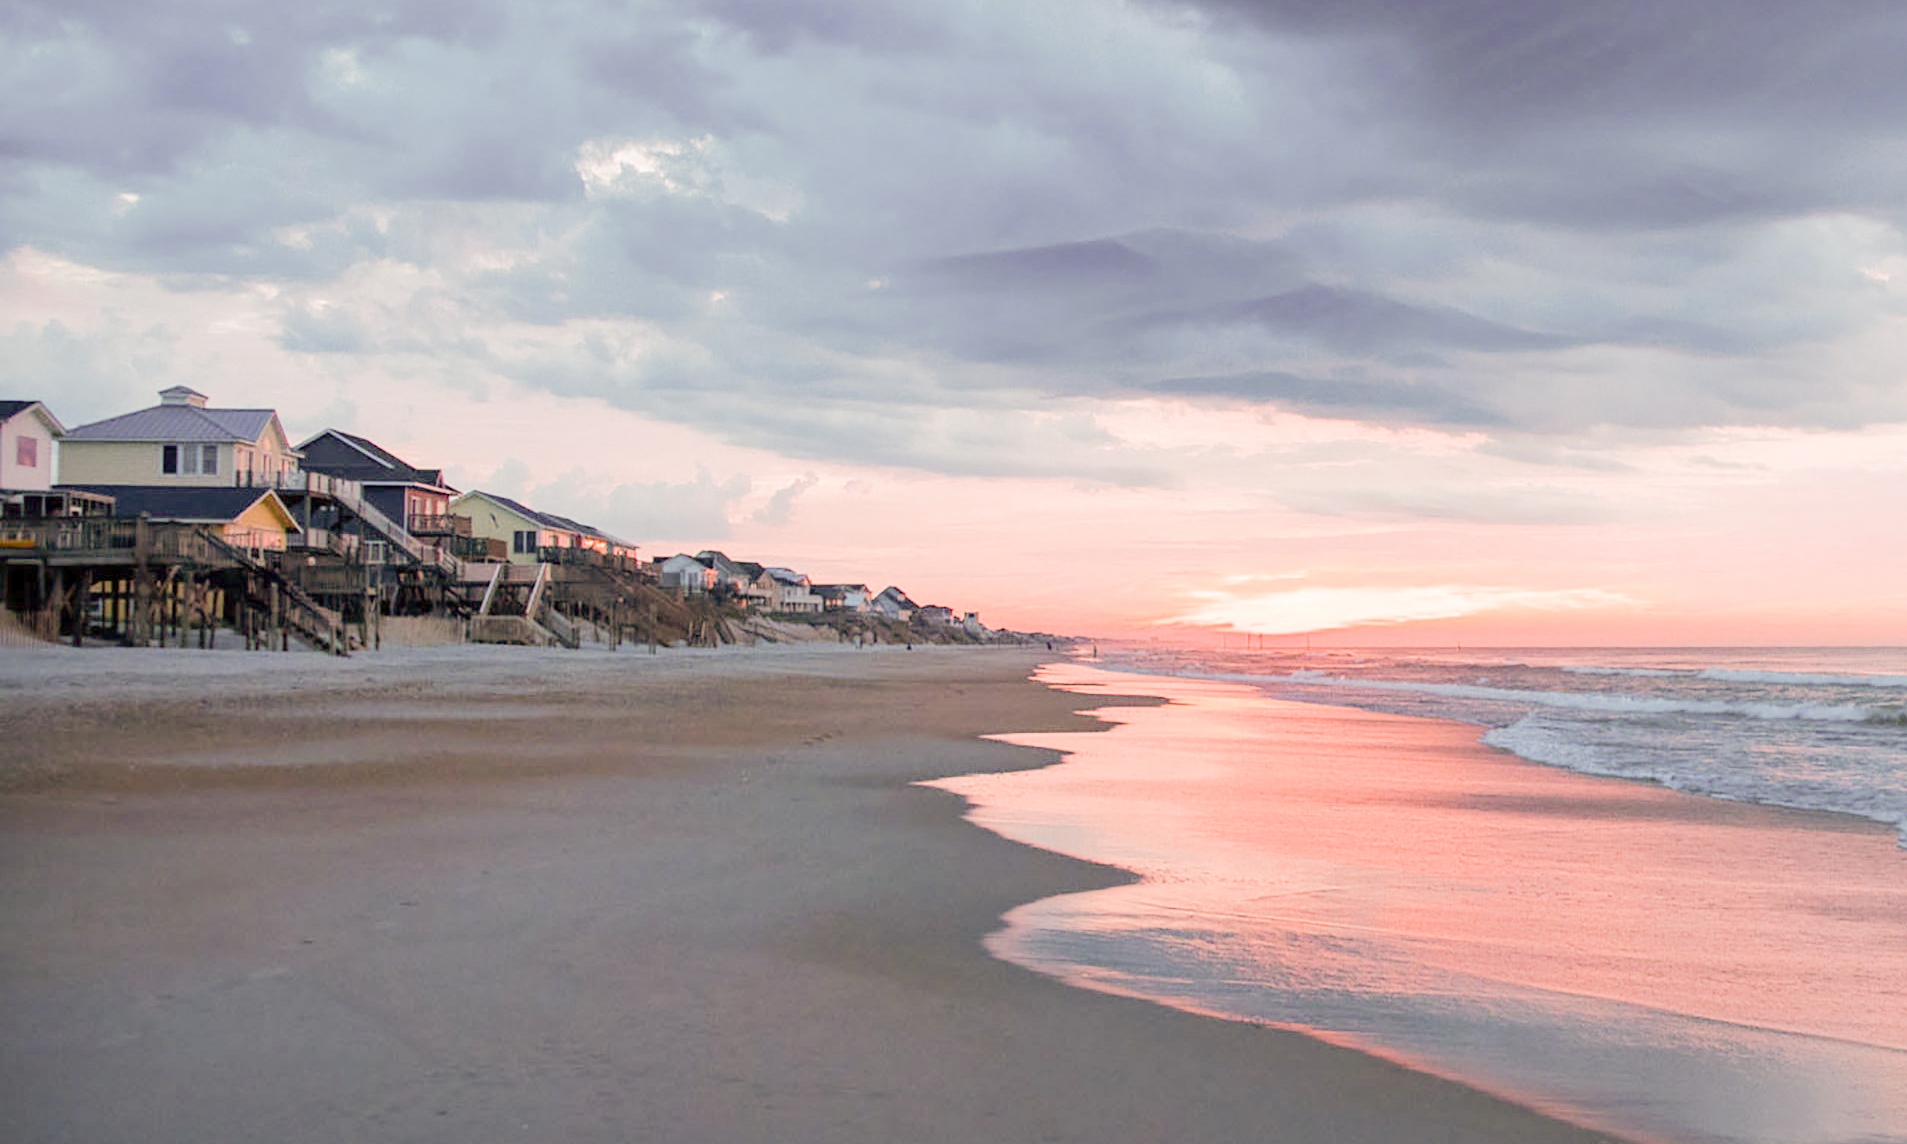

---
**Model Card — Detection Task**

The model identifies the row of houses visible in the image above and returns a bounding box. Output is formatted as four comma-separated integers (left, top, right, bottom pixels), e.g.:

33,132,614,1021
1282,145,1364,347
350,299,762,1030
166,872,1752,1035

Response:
2,387,640,567
654,551,983,633
1,389,986,642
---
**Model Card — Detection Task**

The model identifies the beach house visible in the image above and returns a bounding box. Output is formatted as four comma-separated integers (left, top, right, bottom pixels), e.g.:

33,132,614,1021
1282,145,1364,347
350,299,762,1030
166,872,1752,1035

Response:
1,400,65,494
814,583,872,612
98,487,298,553
659,553,717,593
765,568,824,614
871,586,918,621
450,491,581,565
59,387,302,489
296,430,462,540
539,512,639,563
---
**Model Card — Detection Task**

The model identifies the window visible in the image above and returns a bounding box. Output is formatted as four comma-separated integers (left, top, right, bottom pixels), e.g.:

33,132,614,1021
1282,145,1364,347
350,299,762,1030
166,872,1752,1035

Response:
162,444,179,474
16,436,36,468
513,530,537,554
200,445,218,475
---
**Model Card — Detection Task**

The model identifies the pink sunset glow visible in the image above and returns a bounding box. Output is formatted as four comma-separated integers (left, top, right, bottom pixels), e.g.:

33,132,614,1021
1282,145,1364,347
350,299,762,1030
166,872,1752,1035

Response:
12,5,1907,645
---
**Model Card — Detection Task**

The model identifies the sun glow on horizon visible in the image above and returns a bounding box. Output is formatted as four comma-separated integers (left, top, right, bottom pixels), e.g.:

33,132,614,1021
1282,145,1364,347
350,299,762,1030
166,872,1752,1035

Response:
1167,584,1635,636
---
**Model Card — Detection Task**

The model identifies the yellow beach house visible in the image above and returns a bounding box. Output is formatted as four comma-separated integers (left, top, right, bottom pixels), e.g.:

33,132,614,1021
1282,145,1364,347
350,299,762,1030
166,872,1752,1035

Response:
59,387,302,489
450,490,583,565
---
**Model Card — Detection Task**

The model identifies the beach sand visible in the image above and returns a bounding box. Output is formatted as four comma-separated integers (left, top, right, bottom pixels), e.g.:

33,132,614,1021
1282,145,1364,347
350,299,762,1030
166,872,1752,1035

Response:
1,644,1620,1143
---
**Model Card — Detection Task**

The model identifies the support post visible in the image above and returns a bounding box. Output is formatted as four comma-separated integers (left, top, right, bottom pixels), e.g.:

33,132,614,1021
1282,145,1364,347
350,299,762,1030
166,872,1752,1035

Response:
131,513,152,647
73,570,91,648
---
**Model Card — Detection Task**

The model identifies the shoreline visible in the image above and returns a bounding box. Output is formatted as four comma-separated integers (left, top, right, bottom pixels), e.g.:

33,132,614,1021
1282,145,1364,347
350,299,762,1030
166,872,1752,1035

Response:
939,663,1907,1144
2,645,1622,1143
1078,656,1907,847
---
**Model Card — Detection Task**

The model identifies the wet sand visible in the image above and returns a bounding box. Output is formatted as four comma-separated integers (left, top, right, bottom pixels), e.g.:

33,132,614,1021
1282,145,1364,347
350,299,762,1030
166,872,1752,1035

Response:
939,665,1907,1144
0,644,1621,1143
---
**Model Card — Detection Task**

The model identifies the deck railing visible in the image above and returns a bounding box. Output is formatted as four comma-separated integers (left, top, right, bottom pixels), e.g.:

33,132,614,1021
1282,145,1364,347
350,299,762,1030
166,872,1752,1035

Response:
0,519,252,566
407,513,472,538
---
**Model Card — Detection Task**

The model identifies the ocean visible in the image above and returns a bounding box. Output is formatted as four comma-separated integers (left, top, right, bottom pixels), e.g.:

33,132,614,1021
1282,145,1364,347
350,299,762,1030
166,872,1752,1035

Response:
1102,645,1907,850
934,647,1907,1144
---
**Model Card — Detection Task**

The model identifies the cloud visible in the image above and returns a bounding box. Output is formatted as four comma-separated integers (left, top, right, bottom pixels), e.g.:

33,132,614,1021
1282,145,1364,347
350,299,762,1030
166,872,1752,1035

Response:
6,0,1907,496
501,468,752,543
750,473,817,526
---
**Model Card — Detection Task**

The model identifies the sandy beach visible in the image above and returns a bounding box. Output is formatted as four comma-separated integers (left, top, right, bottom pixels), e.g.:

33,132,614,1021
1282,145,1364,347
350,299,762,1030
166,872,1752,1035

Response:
0,644,1623,1143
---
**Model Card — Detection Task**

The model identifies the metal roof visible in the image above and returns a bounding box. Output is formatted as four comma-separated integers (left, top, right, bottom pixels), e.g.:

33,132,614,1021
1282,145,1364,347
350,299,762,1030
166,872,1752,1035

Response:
66,485,292,525
65,403,281,444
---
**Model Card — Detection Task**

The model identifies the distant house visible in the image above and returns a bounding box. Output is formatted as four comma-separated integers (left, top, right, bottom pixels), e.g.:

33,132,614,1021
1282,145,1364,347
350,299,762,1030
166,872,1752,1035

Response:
728,561,780,610
961,612,988,636
84,486,297,552
916,604,955,626
540,511,638,561
871,586,917,621
0,400,65,493
659,553,716,592
695,550,753,593
765,567,823,614
60,387,301,489
451,490,581,564
296,429,459,535
814,583,872,612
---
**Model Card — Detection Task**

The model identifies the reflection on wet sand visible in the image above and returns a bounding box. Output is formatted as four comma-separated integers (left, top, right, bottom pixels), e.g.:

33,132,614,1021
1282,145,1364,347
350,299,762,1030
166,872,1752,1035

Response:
934,665,1907,1144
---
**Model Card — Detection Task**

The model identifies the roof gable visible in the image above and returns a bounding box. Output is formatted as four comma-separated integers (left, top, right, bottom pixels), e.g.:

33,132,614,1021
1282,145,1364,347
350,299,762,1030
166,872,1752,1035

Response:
0,400,66,436
453,490,573,533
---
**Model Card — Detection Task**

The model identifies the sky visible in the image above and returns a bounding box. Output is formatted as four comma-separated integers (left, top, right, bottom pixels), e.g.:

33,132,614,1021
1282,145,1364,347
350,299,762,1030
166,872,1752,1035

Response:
6,0,1907,643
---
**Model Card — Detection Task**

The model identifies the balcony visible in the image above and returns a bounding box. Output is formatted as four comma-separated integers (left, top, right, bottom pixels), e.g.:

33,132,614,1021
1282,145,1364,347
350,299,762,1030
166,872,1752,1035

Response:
408,513,473,538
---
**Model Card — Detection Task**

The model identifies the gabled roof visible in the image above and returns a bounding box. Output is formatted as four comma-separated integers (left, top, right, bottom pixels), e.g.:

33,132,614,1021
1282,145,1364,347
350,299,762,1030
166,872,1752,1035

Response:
66,400,285,446
814,583,870,596
0,400,66,435
875,586,918,607
764,567,810,586
541,511,632,548
451,491,635,549
695,550,747,577
296,429,453,491
456,490,570,531
69,485,295,529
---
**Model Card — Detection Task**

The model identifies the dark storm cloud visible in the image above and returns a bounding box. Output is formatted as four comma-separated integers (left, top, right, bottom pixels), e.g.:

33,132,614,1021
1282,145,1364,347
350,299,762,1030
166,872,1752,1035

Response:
1183,0,1907,229
8,0,1907,480
1188,0,1907,131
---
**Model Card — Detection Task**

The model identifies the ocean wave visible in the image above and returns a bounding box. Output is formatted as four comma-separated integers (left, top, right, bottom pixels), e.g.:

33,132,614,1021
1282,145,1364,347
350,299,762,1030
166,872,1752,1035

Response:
1484,717,1907,847
1562,666,1685,678
1696,668,1907,689
1256,672,1878,722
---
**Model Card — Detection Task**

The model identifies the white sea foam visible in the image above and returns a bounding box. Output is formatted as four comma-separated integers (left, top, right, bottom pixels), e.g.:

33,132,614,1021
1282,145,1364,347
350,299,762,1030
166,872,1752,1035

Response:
1214,671,1877,723
1696,668,1907,688
1099,647,1907,850
1484,716,1907,844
